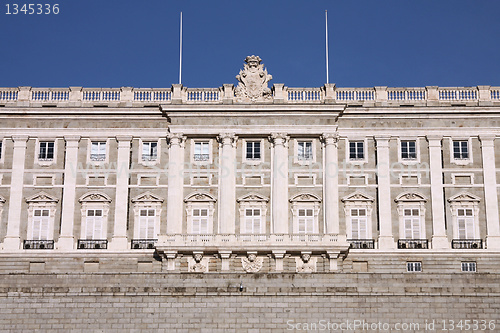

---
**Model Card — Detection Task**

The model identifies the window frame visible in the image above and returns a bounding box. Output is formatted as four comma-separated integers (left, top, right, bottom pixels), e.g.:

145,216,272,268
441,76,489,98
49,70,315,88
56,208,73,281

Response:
294,139,316,165
397,138,421,164
0,138,3,164
78,192,111,240
237,193,268,234
185,192,216,234
406,261,422,272
290,193,321,234
449,137,473,166
131,191,164,240
461,262,477,272
191,139,213,164
345,138,368,164
395,192,427,240
342,191,375,241
242,139,265,165
138,138,161,166
87,139,110,164
448,192,480,240
35,138,58,166
26,191,58,242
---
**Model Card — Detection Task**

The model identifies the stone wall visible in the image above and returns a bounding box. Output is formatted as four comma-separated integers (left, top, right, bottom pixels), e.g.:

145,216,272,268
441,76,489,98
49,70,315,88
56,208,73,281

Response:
1,272,499,332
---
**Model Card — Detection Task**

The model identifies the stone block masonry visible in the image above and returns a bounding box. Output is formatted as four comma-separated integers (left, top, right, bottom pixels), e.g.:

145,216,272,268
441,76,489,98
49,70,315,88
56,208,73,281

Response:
0,273,499,332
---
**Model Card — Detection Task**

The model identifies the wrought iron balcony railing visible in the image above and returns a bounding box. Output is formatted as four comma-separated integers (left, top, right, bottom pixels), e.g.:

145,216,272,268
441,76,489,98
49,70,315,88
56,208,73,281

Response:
90,153,106,161
398,239,429,249
141,154,157,161
193,154,210,161
23,240,54,250
131,239,157,249
452,239,483,249
348,239,375,249
77,239,108,249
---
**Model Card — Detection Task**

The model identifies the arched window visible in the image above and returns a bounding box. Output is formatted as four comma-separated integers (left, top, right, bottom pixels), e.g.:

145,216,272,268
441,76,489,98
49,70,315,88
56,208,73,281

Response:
290,193,321,234
237,193,268,234
184,192,216,234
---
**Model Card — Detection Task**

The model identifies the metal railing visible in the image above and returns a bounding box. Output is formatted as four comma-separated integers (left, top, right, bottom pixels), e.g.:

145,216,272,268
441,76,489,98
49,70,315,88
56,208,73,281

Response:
77,239,108,249
90,153,106,161
452,239,483,249
23,240,54,250
398,239,429,249
348,239,375,249
131,239,157,249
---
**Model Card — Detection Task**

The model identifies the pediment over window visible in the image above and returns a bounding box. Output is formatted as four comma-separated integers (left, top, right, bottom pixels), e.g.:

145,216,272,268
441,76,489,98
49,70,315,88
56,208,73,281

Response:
184,191,216,203
341,191,374,202
395,192,427,203
132,191,164,203
237,192,269,203
289,192,321,203
78,191,112,203
25,191,58,203
448,192,481,203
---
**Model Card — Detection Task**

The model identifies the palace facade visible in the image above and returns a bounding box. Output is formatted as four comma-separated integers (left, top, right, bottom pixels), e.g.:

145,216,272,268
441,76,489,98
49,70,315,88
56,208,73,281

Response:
1,56,500,274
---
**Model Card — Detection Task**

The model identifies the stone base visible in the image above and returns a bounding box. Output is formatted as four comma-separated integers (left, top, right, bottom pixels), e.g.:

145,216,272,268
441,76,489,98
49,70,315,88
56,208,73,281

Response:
56,236,75,250
432,236,449,249
2,237,21,250
108,237,129,250
378,236,396,249
486,236,500,250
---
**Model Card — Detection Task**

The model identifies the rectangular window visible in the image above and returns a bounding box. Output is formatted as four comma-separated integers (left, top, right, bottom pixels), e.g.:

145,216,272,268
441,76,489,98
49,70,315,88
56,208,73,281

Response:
401,141,416,159
139,209,156,239
32,209,50,240
453,140,469,159
90,142,106,161
194,141,210,161
297,208,314,233
297,141,313,161
457,208,475,239
406,262,422,272
85,209,103,239
0,141,3,159
349,141,364,160
244,208,262,234
142,142,158,161
39,141,55,160
350,208,367,239
246,141,261,160
192,208,209,234
461,262,476,272
404,208,421,239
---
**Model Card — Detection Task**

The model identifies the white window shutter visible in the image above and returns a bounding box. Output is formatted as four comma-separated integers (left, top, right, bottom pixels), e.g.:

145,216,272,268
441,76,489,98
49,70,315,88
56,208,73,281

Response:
412,218,420,239
147,216,155,238
253,217,261,234
351,218,359,239
200,218,208,234
298,218,306,233
94,216,102,239
139,216,147,239
466,217,474,238
32,215,41,240
86,216,94,239
358,217,367,239
458,218,466,239
40,214,49,240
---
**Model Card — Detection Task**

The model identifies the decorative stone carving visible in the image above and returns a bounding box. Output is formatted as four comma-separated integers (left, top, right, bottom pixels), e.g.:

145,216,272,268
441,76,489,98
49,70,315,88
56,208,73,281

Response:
78,192,112,203
166,132,186,148
235,55,273,103
269,133,289,147
189,253,208,273
296,253,317,273
321,133,340,147
241,253,264,273
25,191,59,203
217,133,238,147
131,191,164,203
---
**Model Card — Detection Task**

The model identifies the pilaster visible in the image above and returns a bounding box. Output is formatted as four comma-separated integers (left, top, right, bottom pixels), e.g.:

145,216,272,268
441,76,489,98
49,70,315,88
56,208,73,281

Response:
270,133,290,234
375,135,395,249
321,132,339,235
166,133,186,234
217,133,237,234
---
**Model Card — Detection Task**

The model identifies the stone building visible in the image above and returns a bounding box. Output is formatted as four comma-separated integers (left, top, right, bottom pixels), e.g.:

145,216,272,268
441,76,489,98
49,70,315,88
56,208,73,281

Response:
0,55,499,275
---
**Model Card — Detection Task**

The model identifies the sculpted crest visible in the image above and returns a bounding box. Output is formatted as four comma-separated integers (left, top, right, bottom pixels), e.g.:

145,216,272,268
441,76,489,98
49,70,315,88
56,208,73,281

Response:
235,55,273,103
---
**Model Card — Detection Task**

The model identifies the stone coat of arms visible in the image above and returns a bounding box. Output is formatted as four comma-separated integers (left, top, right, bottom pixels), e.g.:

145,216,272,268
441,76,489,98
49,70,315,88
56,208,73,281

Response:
235,55,273,103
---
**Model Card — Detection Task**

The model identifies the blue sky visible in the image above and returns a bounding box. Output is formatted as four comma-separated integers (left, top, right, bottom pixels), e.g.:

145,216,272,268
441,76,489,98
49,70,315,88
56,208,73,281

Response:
1,0,499,88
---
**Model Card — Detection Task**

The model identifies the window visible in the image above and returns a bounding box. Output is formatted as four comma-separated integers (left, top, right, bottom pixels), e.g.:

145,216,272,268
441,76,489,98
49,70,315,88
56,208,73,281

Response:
453,140,469,159
350,208,367,239
297,208,314,233
32,209,50,240
90,141,106,161
401,141,416,160
39,141,54,160
406,262,422,272
0,141,2,159
246,141,261,160
297,141,313,161
138,209,156,239
244,208,262,234
461,262,476,272
349,141,364,160
194,141,209,161
457,208,475,239
142,142,158,161
85,209,103,239
403,209,421,239
192,208,209,234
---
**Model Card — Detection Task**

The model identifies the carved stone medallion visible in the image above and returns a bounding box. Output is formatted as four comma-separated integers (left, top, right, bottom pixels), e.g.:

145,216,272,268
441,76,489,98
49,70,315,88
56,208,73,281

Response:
241,254,264,273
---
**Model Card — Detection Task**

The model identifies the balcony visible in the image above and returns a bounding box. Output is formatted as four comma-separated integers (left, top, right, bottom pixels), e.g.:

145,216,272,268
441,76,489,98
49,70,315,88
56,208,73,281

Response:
452,239,483,249
90,154,106,161
194,154,210,161
156,233,348,253
141,154,157,161
398,239,429,249
348,239,375,249
23,240,54,250
77,239,108,249
131,239,157,249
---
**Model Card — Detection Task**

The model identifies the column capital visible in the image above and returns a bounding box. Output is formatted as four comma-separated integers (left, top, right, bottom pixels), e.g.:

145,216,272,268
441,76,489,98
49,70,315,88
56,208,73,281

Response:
167,133,186,148
115,135,133,142
374,135,391,147
426,135,443,142
479,134,496,146
11,135,29,143
321,132,339,146
217,133,238,147
269,132,289,147
64,135,81,142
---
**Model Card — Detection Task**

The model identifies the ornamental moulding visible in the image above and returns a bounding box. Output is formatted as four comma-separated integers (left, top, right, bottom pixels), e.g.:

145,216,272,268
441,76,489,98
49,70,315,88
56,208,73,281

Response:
235,55,273,103
25,191,59,203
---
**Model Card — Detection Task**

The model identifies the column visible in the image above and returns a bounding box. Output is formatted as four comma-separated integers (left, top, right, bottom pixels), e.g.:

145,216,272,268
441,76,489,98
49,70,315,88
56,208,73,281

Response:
57,136,80,250
321,133,340,236
375,135,395,249
4,135,29,250
427,135,448,249
480,135,500,249
217,133,237,234
270,133,289,234
166,133,186,234
110,136,132,250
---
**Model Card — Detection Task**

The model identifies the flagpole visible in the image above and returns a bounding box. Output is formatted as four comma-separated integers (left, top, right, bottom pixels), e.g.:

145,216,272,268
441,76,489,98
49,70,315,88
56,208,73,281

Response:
325,10,329,84
179,12,183,85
